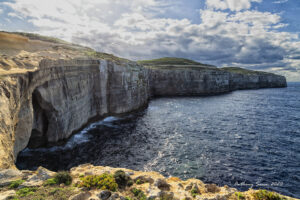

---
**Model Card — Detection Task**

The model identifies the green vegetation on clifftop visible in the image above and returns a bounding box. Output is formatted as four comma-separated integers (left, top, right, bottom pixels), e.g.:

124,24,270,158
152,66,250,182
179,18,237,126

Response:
138,57,215,67
222,67,272,75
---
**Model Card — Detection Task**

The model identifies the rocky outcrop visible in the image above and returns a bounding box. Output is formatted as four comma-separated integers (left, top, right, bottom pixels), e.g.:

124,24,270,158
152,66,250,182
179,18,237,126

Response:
0,164,297,200
0,59,286,169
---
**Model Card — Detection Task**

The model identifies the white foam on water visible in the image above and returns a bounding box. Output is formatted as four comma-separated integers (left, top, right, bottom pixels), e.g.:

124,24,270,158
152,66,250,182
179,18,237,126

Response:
103,116,119,122
24,116,121,153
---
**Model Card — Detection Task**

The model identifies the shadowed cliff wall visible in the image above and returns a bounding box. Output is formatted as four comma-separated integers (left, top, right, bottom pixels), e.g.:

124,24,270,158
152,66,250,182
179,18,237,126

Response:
0,59,149,168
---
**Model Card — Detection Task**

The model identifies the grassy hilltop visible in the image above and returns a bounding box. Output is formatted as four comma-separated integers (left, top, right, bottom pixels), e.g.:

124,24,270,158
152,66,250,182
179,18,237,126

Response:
138,57,216,67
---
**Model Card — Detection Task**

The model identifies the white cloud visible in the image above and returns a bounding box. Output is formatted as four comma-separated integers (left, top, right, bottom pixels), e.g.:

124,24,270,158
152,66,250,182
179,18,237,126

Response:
0,8,3,14
206,0,262,11
8,12,23,19
273,0,288,4
1,0,300,81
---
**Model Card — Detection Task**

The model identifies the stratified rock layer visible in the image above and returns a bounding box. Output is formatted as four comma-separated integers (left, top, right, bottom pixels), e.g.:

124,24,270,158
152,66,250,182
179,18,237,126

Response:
0,59,286,169
147,65,287,96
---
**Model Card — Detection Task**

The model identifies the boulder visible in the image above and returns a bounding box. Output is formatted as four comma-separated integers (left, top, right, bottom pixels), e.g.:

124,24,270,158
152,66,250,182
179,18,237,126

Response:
20,166,55,187
108,193,119,200
134,175,154,184
159,191,174,200
154,178,170,191
97,190,112,200
205,184,220,193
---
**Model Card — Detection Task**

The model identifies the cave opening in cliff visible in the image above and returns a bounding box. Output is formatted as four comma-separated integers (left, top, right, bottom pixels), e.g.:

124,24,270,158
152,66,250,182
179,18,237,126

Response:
28,89,49,148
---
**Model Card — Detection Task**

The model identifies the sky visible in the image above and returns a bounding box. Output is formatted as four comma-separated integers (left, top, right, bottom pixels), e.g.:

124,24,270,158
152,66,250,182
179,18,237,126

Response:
0,0,299,81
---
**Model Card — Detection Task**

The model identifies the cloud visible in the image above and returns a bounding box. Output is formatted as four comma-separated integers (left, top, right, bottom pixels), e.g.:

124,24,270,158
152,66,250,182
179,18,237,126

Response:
206,0,262,11
1,0,300,81
273,0,288,4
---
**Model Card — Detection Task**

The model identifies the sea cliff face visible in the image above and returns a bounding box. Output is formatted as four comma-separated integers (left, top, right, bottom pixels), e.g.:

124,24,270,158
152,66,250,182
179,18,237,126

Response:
0,58,286,169
148,66,230,96
0,59,149,169
223,67,287,90
147,65,287,96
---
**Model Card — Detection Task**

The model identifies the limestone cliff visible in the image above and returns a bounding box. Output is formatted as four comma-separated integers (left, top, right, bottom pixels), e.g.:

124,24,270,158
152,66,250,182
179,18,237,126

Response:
223,67,287,90
0,32,287,169
147,65,286,97
0,59,149,169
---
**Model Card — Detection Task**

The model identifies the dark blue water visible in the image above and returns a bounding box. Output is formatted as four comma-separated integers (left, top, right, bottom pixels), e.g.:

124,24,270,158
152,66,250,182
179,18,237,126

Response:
17,83,300,198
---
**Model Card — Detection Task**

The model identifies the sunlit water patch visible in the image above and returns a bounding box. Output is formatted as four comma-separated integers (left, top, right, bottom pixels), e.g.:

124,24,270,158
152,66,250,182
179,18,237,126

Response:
17,83,300,198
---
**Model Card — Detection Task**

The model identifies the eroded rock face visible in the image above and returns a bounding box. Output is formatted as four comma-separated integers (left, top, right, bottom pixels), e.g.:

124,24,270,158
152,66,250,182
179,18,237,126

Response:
148,67,231,96
0,59,286,169
228,72,287,90
147,66,287,97
0,59,150,168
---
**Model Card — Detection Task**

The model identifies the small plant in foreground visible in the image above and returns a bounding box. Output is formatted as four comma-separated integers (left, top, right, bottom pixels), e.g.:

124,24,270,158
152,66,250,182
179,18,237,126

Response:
131,188,147,200
127,179,134,186
49,187,63,195
79,174,84,178
44,178,57,186
191,187,199,198
113,170,132,189
235,192,246,200
78,173,118,191
44,171,72,186
253,190,286,200
54,171,72,185
16,187,37,197
9,179,24,189
136,179,144,185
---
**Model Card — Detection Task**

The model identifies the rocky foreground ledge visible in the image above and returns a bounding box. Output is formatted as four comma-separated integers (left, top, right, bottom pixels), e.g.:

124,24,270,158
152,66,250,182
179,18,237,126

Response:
0,164,297,200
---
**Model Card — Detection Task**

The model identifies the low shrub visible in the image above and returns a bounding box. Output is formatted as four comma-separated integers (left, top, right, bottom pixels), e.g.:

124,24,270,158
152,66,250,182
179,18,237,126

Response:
191,188,199,198
235,192,246,200
136,179,144,185
44,178,57,186
113,170,132,189
44,171,72,186
127,179,134,187
78,173,118,191
131,188,147,200
253,190,286,200
9,180,24,189
54,171,72,185
16,187,37,197
49,187,63,195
